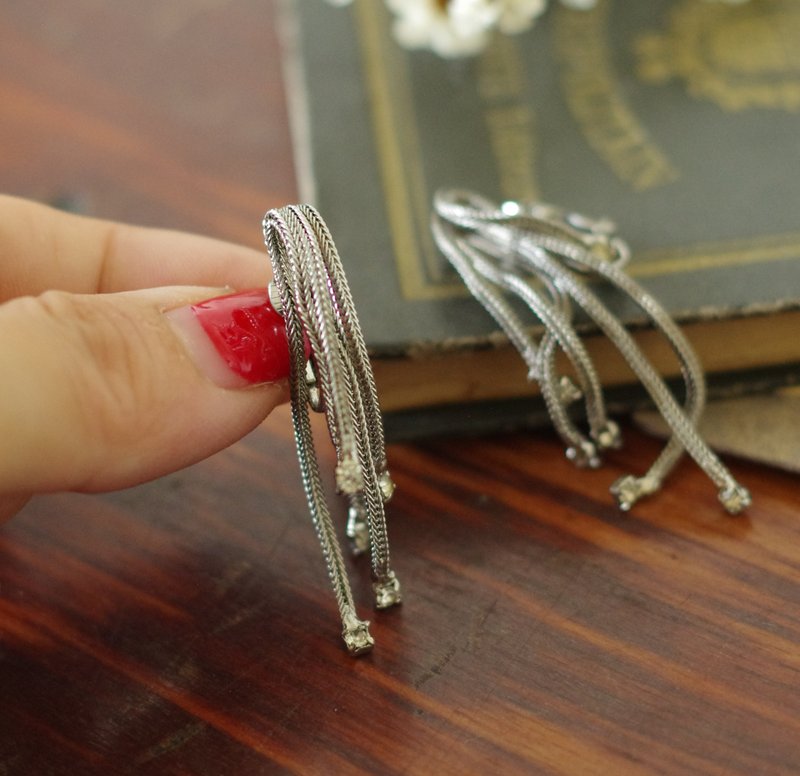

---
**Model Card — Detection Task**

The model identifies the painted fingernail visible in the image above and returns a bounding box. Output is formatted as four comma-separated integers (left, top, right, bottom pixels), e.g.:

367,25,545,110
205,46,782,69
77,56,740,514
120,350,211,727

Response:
166,288,290,388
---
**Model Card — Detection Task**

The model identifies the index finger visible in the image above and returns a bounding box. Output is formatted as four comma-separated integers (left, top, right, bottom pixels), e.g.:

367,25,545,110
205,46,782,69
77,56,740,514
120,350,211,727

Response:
0,195,270,301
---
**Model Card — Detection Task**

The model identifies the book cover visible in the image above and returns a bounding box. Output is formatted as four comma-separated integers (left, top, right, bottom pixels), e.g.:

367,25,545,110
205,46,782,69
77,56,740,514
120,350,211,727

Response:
282,0,800,437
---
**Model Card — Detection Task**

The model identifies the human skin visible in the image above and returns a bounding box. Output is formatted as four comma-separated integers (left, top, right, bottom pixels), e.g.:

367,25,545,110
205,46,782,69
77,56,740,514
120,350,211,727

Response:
0,195,290,522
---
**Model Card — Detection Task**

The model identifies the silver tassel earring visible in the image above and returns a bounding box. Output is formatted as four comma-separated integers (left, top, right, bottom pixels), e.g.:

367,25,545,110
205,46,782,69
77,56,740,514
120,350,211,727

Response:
263,204,401,655
432,189,750,515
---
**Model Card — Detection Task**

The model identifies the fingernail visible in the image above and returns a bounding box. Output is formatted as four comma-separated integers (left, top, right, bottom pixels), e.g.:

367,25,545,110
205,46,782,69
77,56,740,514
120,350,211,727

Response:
166,288,290,388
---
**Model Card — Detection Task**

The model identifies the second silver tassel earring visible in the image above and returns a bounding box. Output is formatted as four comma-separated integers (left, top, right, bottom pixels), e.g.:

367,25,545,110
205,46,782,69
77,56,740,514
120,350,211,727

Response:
432,189,750,515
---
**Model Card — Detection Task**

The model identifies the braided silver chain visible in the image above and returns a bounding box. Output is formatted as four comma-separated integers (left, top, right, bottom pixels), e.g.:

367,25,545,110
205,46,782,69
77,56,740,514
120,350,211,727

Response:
263,204,401,655
433,190,750,514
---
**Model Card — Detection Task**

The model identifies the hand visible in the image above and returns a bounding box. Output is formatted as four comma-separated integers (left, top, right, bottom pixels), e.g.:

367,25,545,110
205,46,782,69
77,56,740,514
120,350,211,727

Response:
0,195,291,522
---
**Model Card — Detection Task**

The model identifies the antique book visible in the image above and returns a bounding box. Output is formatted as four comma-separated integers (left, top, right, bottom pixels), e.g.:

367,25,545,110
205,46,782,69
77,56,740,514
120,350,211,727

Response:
281,0,800,439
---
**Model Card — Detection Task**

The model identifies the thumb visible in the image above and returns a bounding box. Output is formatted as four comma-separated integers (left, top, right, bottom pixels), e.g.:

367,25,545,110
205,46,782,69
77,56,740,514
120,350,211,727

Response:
0,286,290,498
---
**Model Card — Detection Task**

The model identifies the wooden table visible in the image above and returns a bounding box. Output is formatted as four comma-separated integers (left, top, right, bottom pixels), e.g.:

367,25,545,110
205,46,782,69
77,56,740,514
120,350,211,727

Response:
1,3,798,774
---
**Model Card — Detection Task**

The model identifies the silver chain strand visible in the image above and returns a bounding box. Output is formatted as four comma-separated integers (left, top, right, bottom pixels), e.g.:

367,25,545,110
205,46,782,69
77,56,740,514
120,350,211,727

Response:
432,190,751,514
435,190,698,484
469,227,704,500
432,217,616,466
263,204,401,655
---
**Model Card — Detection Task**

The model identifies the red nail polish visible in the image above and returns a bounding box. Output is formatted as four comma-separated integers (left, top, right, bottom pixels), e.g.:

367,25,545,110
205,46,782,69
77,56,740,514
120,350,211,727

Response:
190,288,290,384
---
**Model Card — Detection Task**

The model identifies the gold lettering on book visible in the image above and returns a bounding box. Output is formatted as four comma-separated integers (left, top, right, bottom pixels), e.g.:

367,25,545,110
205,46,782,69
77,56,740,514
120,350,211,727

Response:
636,0,800,112
477,33,525,100
485,106,539,203
554,0,678,191
477,36,540,202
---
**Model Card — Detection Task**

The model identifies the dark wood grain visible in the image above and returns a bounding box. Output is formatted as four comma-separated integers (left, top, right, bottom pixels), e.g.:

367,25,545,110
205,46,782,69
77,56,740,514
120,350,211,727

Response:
1,3,799,774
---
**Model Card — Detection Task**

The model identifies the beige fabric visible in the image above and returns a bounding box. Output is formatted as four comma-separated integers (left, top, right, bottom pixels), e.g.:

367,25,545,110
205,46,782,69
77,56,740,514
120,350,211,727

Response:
636,389,800,474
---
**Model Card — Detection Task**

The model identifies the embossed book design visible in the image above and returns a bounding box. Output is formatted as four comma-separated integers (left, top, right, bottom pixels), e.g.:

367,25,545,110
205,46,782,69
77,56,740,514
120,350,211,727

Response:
283,0,800,437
